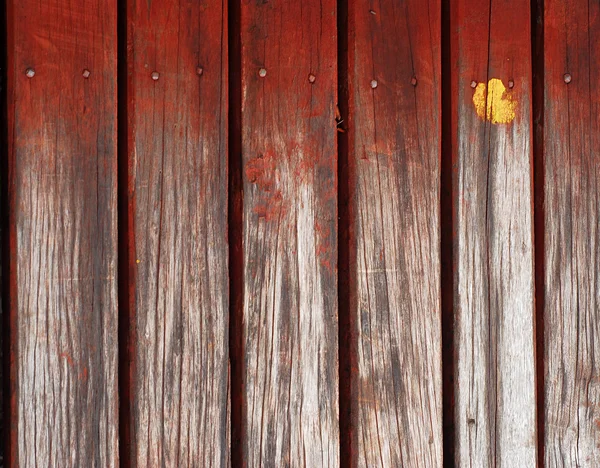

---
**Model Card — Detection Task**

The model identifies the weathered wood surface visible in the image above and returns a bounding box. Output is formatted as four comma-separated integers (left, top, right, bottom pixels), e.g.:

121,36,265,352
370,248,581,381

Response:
346,0,442,466
450,0,537,465
7,0,118,465
239,1,339,466
541,0,600,465
124,0,229,466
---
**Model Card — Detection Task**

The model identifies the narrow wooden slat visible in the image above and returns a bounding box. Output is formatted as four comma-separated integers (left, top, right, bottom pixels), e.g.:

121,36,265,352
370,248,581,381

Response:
346,0,442,465
6,0,118,465
451,0,537,465
542,0,600,465
240,2,339,465
0,0,8,460
124,1,229,465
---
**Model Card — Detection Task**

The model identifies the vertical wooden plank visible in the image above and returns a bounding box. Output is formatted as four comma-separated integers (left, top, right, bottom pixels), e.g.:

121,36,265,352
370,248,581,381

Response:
124,1,229,466
451,0,537,465
240,1,338,466
0,0,8,461
6,0,118,465
542,0,600,465
346,0,442,465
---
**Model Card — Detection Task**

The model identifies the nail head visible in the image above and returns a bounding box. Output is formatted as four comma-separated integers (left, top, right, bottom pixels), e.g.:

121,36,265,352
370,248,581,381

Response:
508,79,514,89
82,69,91,79
411,76,418,86
259,68,267,78
563,73,572,84
196,66,203,76
470,80,477,88
25,68,35,78
151,71,160,81
371,79,378,89
370,9,376,14
308,73,316,83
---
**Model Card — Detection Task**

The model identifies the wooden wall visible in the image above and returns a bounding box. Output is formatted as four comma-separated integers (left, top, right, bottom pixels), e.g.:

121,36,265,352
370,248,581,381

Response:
1,0,598,466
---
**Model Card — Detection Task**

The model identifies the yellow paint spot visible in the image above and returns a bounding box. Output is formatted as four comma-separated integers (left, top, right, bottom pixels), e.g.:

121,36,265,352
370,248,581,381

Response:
472,78,517,124
136,259,141,264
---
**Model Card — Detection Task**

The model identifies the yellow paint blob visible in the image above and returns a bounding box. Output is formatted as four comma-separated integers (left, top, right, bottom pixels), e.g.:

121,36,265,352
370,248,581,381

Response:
472,78,517,124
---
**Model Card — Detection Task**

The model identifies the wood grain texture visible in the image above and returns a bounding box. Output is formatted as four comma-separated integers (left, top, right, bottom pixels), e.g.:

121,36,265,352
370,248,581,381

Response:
124,1,229,466
346,0,442,466
450,0,537,465
240,1,339,466
542,0,600,465
7,0,118,466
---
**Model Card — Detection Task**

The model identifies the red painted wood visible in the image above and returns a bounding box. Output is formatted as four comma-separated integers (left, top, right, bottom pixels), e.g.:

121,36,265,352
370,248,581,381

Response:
346,0,442,465
450,0,537,465
239,1,339,465
6,0,118,465
7,2,600,465
541,0,600,465
124,1,229,465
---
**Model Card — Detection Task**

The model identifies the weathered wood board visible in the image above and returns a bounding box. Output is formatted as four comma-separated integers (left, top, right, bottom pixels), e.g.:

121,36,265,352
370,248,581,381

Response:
6,0,118,465
239,1,339,466
450,0,537,465
541,0,600,465
7,1,600,466
124,0,229,466
346,0,442,466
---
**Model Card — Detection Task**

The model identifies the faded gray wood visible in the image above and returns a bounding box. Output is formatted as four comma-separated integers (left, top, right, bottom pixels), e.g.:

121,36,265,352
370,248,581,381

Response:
451,0,537,465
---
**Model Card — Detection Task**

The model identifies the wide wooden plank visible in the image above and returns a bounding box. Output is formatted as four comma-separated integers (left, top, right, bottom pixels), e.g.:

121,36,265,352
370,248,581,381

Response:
239,1,339,466
346,0,442,466
123,1,229,466
6,0,118,465
450,0,537,465
542,0,600,465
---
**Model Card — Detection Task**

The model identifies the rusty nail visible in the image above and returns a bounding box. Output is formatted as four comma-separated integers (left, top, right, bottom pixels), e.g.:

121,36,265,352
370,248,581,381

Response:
259,68,267,78
82,69,91,79
151,71,160,81
563,73,572,84
508,79,514,89
308,73,316,83
470,80,477,88
196,66,203,76
371,79,378,89
411,76,417,86
25,68,35,78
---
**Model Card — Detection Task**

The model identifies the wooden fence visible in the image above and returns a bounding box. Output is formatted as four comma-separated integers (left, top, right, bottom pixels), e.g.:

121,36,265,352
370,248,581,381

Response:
2,0,599,466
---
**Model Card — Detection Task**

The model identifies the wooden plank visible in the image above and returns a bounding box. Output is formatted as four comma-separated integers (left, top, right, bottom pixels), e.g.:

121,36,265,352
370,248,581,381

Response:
346,0,442,465
0,0,7,461
6,0,118,465
124,1,229,466
541,0,600,465
239,1,339,466
450,0,537,465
